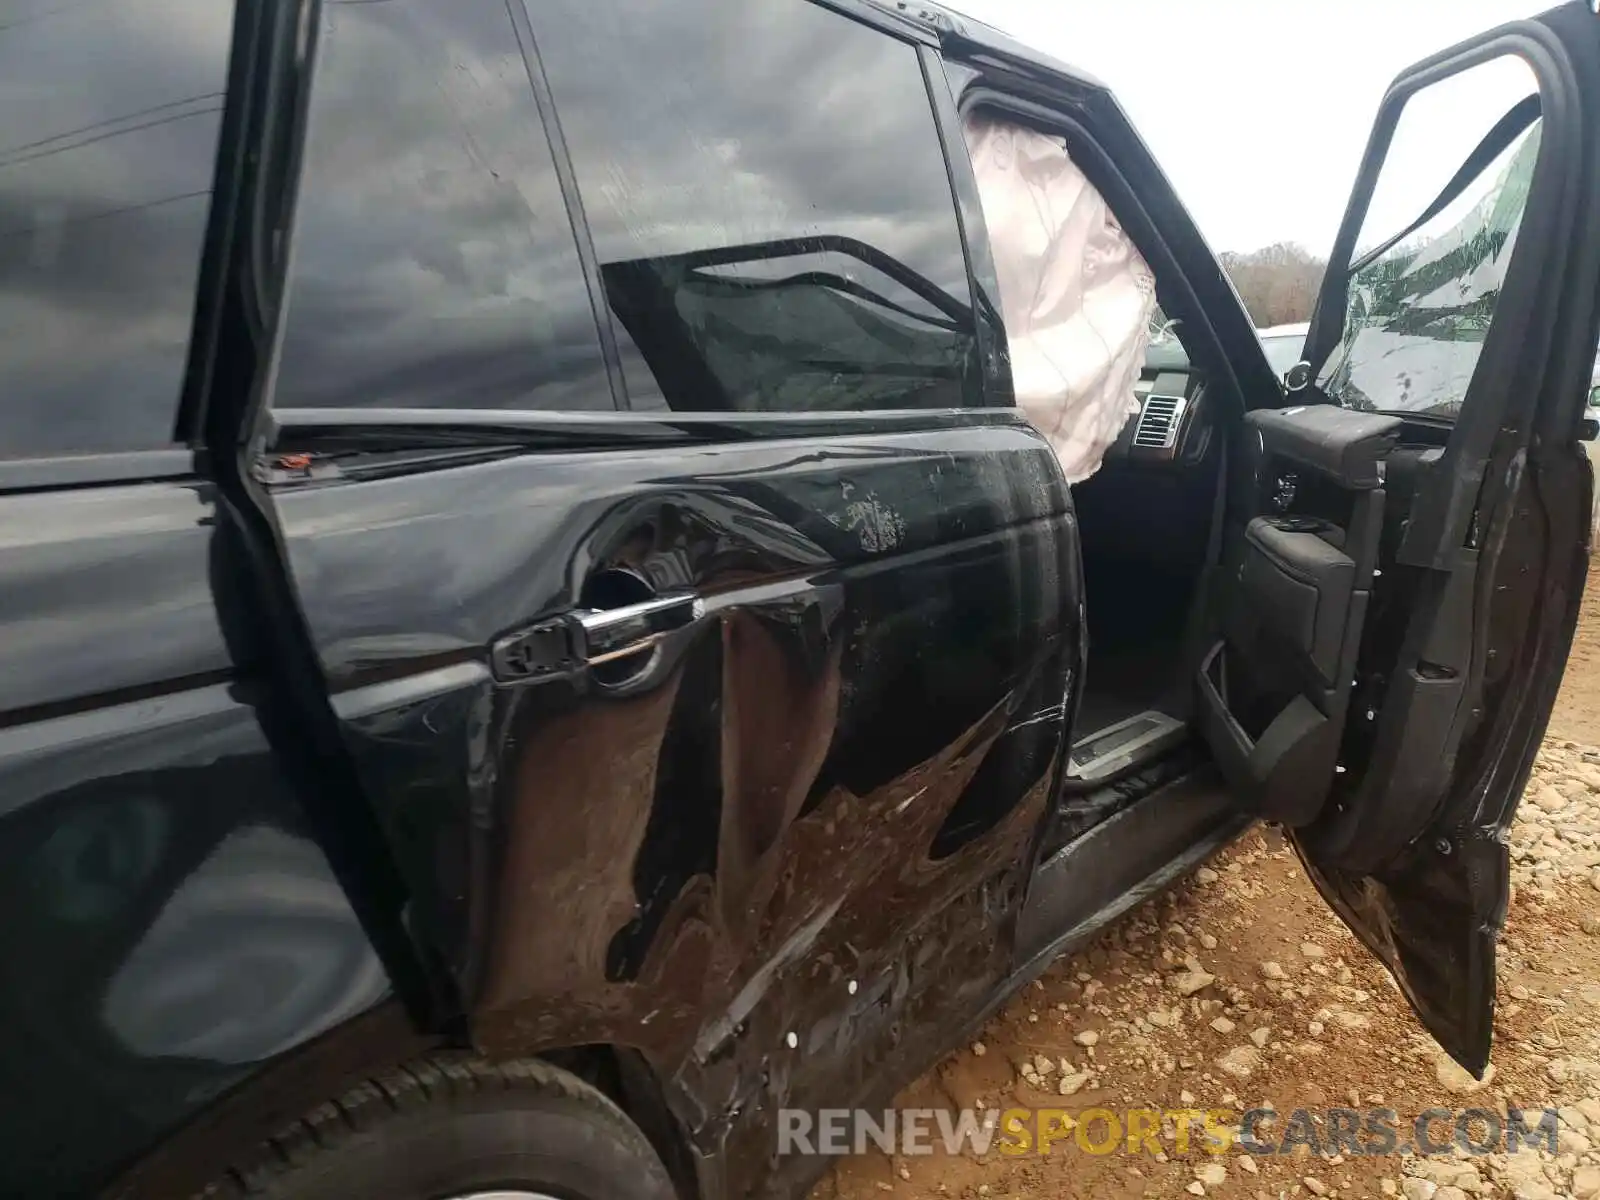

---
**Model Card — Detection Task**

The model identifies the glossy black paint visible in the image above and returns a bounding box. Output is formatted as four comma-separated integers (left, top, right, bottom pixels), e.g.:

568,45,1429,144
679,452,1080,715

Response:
0,481,390,1197
265,412,1080,1197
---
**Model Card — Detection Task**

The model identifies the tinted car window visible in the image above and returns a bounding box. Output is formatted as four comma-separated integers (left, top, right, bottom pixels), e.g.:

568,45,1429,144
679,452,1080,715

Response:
534,0,981,414
275,0,612,412
0,0,233,458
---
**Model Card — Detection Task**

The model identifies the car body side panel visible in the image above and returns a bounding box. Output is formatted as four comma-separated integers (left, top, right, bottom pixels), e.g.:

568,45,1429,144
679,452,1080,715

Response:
265,416,1080,1195
0,481,390,1197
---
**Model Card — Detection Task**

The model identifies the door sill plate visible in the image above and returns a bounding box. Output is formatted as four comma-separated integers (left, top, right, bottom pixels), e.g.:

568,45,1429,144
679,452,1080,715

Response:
1067,709,1186,784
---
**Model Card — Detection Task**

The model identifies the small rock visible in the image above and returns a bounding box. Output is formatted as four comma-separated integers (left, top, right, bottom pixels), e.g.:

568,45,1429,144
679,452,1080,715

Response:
1196,1162,1227,1186
1261,961,1288,980
1200,933,1219,950
1560,1126,1592,1154
1174,968,1216,997
1304,1177,1329,1196
1250,1027,1271,1047
1217,1046,1262,1078
1033,1054,1054,1076
1581,913,1600,935
1196,867,1219,885
1185,1184,1206,1197
898,1166,912,1181
1058,1071,1090,1096
1381,1182,1398,1197
1332,1010,1371,1031
1301,943,1326,959
1211,1017,1236,1034
1075,1030,1100,1047
971,1042,986,1056
1572,1164,1600,1199
1435,1056,1495,1094
1434,1188,1468,1200
1238,1153,1258,1174
1402,1181,1438,1200
1308,1021,1325,1036
1533,784,1569,812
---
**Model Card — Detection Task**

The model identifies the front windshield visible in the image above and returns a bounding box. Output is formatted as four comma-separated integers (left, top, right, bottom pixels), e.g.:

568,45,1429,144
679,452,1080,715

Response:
1143,305,1188,370
1261,335,1304,377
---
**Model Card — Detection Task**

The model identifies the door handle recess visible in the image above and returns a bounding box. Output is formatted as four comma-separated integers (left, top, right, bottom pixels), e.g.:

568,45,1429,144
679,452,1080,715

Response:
573,593,703,665
490,592,703,682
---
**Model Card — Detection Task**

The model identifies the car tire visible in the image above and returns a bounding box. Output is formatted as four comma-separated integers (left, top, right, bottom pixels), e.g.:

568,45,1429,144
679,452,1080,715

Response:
208,1054,679,1200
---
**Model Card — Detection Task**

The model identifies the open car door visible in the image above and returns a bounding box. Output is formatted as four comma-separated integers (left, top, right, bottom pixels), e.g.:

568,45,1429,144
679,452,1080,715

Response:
1194,1,1600,1074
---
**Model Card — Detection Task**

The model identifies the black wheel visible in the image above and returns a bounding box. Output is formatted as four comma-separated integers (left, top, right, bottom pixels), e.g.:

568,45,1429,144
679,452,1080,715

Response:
207,1054,678,1200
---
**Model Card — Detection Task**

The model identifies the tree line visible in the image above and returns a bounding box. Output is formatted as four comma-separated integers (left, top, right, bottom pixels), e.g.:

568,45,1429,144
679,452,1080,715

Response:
1218,242,1326,328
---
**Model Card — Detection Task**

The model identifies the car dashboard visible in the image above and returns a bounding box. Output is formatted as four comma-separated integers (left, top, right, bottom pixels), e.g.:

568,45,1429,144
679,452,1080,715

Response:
1100,365,1214,468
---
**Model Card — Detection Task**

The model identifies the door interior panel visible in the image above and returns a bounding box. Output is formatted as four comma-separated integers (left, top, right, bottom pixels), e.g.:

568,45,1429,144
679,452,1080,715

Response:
1195,405,1400,825
1239,518,1356,689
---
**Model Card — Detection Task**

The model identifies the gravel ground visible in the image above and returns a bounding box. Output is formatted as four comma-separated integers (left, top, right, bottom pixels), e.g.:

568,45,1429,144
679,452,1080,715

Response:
814,560,1600,1200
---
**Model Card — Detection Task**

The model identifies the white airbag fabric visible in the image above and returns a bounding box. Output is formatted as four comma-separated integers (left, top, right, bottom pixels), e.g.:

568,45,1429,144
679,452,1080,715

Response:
963,114,1156,483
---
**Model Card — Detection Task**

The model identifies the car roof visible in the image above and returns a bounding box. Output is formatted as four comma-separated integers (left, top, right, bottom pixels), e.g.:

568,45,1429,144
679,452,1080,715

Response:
866,0,1110,91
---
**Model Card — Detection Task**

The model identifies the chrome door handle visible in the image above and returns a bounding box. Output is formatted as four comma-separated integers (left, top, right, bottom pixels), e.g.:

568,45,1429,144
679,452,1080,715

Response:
572,593,703,666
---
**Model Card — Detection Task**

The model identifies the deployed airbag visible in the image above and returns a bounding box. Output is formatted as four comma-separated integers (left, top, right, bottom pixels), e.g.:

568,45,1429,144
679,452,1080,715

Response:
963,113,1156,483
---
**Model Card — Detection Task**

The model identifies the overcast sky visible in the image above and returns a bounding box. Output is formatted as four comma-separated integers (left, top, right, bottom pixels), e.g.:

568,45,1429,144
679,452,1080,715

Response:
947,0,1553,256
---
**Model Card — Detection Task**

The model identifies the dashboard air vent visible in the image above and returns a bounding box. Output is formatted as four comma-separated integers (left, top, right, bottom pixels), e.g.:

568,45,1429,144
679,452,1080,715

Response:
1132,394,1185,450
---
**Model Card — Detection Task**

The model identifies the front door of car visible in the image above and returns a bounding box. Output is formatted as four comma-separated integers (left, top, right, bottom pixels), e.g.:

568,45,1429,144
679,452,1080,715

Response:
1194,2,1600,1073
223,0,1082,1182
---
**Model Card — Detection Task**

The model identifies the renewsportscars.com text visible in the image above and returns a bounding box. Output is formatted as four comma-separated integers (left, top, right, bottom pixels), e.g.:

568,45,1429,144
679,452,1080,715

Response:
777,1106,1561,1158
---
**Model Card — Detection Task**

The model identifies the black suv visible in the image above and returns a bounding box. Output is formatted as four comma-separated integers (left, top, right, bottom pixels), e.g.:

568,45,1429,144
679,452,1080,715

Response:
3,1,1598,1197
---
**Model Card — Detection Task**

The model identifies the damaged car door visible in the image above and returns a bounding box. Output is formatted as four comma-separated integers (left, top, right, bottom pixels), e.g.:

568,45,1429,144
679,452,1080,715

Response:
236,0,1081,1191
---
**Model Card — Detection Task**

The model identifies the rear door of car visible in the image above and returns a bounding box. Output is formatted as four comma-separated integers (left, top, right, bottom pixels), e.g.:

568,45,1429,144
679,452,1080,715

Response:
221,0,1082,1171
1190,3,1600,1074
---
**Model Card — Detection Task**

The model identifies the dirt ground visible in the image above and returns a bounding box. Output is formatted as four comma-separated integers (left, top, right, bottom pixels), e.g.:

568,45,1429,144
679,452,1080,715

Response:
813,558,1600,1200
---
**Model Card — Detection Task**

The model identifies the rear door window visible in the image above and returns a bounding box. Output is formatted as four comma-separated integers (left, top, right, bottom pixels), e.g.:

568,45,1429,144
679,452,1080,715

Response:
531,0,982,414
0,0,233,458
275,0,614,413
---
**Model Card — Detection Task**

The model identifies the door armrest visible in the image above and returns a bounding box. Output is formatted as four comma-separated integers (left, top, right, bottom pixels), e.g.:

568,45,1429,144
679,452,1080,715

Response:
1247,406,1403,489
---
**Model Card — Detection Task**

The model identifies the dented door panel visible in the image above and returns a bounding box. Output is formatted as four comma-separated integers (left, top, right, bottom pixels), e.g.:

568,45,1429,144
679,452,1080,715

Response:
267,415,1081,1188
